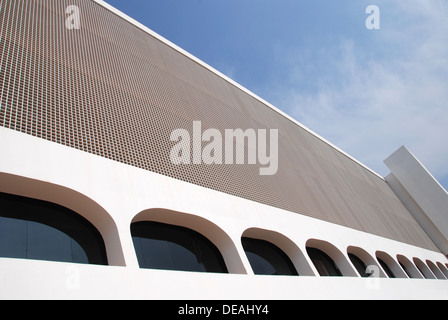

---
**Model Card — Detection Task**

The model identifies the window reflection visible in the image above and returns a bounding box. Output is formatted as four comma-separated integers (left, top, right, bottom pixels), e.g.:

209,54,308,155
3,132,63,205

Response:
348,253,371,278
131,221,228,273
241,237,298,276
377,257,396,278
399,262,413,278
0,192,108,265
307,247,342,276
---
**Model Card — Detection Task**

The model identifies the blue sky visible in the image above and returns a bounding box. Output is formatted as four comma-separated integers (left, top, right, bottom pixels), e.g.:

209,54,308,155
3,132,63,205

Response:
105,0,448,190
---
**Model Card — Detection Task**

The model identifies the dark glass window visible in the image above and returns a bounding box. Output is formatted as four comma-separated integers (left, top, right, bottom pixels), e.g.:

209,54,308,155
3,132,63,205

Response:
348,253,371,278
414,263,428,279
377,257,395,278
241,237,298,275
307,247,342,276
131,221,228,273
0,192,108,265
399,262,413,278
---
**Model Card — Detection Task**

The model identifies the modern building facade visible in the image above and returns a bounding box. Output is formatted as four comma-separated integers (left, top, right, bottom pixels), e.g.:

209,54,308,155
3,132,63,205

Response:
0,0,447,299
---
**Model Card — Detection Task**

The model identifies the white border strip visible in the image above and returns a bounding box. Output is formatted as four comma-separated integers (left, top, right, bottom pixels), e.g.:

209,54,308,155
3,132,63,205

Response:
94,0,384,180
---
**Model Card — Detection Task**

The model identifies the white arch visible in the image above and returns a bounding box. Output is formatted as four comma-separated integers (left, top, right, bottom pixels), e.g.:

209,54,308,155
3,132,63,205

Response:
306,239,358,277
0,172,125,266
131,208,247,274
242,227,315,276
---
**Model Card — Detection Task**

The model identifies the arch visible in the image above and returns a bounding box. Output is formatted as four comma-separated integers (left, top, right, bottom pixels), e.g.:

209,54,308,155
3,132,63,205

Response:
131,221,227,273
0,192,107,265
396,255,423,279
413,258,436,279
241,237,297,275
347,246,385,278
426,260,446,280
375,251,407,278
306,239,357,277
131,208,246,274
436,262,448,279
241,228,313,276
0,172,125,266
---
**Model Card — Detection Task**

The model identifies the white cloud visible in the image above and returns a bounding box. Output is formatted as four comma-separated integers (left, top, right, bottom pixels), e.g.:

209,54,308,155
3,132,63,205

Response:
278,1,448,180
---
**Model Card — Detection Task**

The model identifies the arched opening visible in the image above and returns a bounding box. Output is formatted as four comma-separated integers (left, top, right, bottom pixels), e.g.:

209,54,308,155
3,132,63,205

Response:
348,253,368,277
0,172,125,266
426,260,446,280
375,251,407,278
307,247,341,276
413,258,436,279
436,262,448,279
347,246,384,278
396,255,423,279
0,192,107,265
242,228,314,276
131,221,227,273
131,208,246,274
241,237,297,276
306,239,357,277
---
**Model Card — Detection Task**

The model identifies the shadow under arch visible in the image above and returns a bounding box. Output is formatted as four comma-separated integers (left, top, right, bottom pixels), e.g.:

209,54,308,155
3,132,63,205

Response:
436,262,448,279
426,260,446,280
396,254,423,279
131,208,247,274
376,251,407,278
347,245,386,278
242,227,315,276
413,257,435,279
306,239,358,277
0,172,125,266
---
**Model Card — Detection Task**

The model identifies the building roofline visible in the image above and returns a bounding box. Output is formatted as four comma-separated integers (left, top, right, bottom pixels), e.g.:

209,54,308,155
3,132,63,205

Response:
94,0,384,180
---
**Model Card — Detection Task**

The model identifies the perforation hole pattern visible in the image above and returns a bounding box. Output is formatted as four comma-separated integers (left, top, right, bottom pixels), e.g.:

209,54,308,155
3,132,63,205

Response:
0,0,438,251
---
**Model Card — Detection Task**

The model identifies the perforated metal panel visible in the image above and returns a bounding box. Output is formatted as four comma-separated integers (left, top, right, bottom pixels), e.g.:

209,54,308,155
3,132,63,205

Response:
0,0,438,251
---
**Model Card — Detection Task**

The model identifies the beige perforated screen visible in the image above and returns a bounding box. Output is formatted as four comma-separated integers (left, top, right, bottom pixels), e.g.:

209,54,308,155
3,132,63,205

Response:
0,0,438,251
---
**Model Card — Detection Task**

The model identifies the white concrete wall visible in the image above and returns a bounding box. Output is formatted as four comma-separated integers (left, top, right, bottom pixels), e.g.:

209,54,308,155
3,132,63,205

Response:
385,146,448,255
1,258,448,300
1,128,448,299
